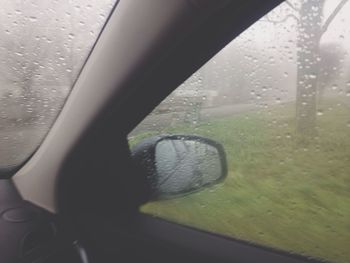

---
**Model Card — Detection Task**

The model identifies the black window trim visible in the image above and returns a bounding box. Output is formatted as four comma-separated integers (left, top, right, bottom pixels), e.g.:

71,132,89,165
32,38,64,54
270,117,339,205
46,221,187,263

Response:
132,213,328,263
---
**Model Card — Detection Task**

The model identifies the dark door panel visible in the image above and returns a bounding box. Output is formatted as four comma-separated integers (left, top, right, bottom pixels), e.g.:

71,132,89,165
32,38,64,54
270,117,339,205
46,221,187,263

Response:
0,180,85,263
76,212,325,263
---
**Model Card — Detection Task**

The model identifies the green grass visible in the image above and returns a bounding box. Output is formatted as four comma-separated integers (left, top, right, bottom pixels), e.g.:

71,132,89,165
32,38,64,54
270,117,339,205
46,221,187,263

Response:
130,100,350,263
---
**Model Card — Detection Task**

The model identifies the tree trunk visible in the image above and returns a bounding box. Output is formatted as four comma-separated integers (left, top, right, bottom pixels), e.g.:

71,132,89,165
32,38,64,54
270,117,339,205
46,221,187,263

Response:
295,0,324,136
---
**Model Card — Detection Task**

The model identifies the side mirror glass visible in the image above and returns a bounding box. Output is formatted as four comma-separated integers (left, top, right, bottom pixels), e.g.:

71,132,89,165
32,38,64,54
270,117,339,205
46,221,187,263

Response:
131,135,227,200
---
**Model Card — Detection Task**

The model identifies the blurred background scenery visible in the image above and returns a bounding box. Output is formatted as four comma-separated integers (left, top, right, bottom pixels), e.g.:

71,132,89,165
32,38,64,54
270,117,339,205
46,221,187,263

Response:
0,0,114,169
130,1,350,263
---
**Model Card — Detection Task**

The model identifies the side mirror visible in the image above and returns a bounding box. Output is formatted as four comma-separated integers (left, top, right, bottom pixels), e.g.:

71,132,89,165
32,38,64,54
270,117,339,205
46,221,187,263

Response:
131,135,227,200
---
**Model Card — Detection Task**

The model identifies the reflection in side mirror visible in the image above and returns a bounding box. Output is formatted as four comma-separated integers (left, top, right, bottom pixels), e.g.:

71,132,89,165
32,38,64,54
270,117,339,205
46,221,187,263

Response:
156,139,223,195
131,135,227,200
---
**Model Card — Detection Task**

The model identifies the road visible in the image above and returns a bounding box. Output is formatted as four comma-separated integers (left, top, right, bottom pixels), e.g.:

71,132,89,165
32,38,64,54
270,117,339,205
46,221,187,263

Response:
130,103,260,136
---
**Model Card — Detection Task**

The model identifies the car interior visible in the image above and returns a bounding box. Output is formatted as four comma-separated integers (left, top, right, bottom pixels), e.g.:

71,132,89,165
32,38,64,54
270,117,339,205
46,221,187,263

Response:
0,0,348,262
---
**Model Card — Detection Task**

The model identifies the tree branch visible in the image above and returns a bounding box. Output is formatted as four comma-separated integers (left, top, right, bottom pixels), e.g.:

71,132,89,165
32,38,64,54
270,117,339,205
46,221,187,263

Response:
321,0,349,35
285,0,299,11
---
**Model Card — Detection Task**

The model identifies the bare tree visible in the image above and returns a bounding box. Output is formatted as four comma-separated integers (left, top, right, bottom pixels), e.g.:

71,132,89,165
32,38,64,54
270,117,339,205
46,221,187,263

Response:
296,0,348,136
294,0,324,136
264,0,348,136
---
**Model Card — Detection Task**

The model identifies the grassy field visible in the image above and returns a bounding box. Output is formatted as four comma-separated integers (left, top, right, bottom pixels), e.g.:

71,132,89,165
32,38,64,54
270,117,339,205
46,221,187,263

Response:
129,100,350,263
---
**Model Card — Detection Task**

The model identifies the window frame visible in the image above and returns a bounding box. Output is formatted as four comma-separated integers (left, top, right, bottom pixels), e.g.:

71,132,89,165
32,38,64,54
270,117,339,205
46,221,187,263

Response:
124,1,349,262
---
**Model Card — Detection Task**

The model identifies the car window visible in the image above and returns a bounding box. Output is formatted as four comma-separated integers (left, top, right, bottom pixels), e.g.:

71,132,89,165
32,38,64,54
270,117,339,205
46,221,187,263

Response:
0,0,116,176
128,1,350,263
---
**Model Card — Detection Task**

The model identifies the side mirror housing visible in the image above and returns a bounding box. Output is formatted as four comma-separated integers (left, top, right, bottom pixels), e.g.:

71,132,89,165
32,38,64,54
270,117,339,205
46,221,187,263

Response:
131,135,227,200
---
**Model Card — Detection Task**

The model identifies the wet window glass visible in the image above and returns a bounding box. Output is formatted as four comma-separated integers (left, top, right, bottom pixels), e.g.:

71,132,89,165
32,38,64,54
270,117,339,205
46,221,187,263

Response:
0,0,116,175
129,1,350,262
